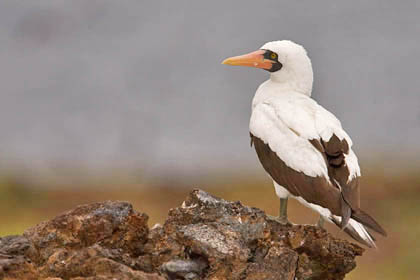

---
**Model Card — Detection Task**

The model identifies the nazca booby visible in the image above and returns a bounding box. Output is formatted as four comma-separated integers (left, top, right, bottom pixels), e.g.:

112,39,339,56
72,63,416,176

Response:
222,40,386,247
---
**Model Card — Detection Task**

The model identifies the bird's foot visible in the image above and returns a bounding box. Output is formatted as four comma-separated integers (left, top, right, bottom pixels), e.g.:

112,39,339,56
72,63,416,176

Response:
267,215,292,226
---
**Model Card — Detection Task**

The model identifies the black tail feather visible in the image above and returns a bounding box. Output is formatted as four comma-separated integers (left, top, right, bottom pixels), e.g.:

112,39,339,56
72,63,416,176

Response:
352,209,387,237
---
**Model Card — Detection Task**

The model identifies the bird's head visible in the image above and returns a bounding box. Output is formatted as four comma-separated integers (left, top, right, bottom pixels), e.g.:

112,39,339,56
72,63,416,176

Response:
222,40,313,94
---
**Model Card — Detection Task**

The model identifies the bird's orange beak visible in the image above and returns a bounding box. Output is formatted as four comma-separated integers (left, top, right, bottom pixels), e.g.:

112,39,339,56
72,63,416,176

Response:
222,50,273,70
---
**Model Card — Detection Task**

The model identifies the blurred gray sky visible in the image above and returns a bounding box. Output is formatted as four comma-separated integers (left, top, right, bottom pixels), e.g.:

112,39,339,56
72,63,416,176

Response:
0,1,419,179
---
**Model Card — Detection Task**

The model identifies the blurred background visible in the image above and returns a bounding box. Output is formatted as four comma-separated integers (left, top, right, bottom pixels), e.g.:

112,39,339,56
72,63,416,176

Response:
0,1,419,279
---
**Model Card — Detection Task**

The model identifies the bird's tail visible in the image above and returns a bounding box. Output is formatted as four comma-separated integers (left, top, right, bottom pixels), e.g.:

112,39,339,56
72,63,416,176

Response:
331,217,376,248
351,209,387,237
332,208,387,248
346,219,377,248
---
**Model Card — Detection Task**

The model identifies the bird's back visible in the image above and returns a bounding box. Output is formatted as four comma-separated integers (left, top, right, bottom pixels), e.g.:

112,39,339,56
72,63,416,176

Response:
250,83,357,180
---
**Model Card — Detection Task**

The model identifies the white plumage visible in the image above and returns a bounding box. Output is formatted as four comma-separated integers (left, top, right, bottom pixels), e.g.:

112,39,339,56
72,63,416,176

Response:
223,40,385,247
249,41,361,219
249,47,360,182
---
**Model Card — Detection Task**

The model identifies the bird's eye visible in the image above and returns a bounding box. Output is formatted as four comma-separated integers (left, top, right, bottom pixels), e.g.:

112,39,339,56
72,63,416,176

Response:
270,53,277,59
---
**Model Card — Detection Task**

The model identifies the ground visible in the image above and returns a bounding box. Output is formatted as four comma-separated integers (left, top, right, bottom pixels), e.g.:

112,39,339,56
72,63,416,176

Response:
0,170,418,279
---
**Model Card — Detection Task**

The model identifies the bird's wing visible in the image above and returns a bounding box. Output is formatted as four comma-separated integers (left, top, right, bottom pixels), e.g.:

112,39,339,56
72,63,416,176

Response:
250,95,386,236
249,95,360,226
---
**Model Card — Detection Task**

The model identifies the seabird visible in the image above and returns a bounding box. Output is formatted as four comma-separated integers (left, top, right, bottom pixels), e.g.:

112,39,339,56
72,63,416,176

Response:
222,40,386,247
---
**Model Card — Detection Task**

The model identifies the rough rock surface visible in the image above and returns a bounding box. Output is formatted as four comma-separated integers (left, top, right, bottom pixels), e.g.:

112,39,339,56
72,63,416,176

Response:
0,189,363,280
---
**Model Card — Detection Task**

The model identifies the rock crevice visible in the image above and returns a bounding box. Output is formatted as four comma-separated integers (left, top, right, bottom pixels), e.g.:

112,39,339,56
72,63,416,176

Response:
0,189,363,280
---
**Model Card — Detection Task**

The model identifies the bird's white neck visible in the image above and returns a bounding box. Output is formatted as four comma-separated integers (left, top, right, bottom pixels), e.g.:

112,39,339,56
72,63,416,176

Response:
269,74,313,96
252,77,312,109
254,75,311,100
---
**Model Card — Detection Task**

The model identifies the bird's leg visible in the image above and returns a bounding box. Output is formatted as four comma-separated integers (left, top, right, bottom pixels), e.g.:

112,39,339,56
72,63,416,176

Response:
278,198,289,224
316,215,325,228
